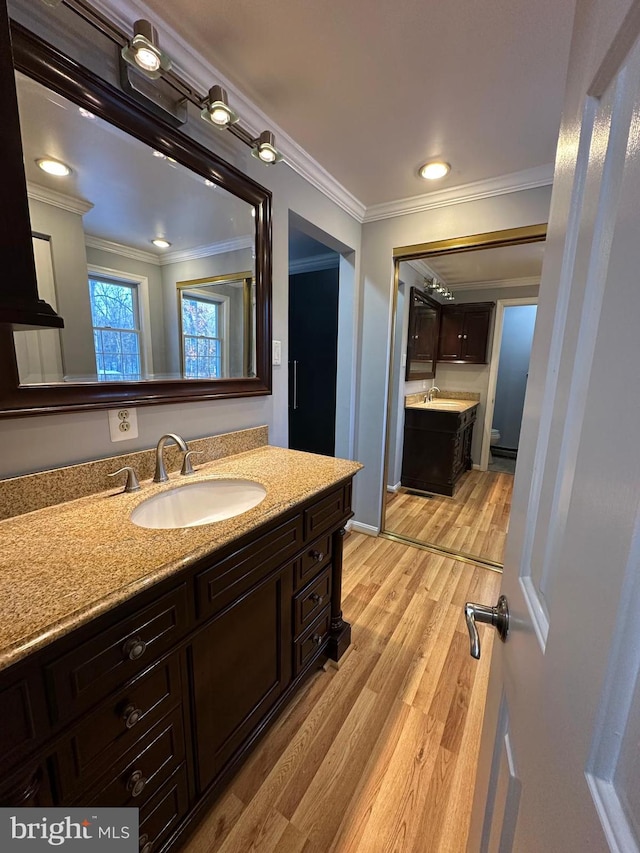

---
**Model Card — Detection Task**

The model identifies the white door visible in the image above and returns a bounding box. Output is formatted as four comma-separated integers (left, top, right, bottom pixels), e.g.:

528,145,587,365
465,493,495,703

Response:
468,1,640,850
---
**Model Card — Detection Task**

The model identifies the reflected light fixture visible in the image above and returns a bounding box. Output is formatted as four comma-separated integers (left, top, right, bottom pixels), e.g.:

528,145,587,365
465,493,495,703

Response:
201,85,239,128
37,158,71,177
121,19,171,79
419,161,450,180
152,237,171,248
251,131,283,164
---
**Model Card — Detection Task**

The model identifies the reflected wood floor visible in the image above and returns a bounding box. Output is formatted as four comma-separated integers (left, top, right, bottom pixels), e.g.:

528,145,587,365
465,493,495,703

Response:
385,469,513,565
184,532,502,853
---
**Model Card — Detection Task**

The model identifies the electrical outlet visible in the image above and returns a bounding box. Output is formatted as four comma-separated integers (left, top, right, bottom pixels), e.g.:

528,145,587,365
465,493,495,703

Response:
108,407,138,442
272,340,282,365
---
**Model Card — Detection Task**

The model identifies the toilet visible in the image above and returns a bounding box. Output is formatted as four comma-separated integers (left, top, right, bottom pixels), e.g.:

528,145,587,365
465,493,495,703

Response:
490,428,500,463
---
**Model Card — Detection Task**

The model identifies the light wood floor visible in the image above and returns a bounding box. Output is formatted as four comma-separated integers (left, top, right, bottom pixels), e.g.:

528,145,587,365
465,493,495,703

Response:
184,532,502,853
385,469,513,565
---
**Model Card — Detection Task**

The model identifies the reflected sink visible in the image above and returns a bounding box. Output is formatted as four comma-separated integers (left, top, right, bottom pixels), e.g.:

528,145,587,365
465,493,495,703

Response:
412,400,469,411
130,479,267,529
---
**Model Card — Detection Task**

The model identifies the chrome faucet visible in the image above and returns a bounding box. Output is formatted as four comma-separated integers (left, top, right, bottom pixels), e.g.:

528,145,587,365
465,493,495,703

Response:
154,433,189,483
426,385,440,402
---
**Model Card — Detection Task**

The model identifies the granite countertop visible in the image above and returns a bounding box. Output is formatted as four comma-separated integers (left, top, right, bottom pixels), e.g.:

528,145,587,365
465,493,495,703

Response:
405,398,479,413
0,445,362,673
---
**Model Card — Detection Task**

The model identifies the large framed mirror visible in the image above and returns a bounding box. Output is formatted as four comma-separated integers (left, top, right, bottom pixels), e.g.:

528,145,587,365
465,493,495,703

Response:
383,224,546,569
0,21,272,417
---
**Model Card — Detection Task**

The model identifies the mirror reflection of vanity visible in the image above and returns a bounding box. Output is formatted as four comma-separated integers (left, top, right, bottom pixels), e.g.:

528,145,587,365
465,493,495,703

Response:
0,19,272,416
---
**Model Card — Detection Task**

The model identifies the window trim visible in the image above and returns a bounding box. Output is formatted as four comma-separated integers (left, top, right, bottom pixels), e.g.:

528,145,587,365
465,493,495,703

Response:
179,289,230,379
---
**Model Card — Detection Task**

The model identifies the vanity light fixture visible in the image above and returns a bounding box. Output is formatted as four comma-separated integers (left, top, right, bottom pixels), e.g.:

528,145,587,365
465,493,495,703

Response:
78,107,96,119
121,19,171,80
251,131,283,164
201,85,239,128
36,158,71,177
419,160,450,181
152,237,171,248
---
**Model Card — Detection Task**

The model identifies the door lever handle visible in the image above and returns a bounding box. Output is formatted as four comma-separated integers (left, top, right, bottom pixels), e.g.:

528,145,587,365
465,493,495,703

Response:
464,595,509,659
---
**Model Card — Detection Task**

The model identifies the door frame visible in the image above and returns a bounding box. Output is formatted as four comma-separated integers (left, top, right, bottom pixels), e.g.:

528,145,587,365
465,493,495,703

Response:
480,296,538,470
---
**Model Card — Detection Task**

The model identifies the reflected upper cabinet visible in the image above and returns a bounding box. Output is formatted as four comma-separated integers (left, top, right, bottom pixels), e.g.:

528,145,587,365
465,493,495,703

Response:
437,303,494,364
405,288,440,380
0,12,272,417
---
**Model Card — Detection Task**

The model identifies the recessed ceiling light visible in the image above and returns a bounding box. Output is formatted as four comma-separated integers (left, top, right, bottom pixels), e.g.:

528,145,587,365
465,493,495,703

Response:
152,238,171,248
36,158,71,177
419,161,450,180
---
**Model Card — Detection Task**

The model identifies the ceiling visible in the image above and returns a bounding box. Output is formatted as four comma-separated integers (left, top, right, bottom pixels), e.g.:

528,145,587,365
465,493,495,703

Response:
139,0,576,210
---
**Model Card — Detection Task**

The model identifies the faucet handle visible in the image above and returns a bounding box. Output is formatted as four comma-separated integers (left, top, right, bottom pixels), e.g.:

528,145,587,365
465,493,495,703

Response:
180,450,202,476
108,467,141,493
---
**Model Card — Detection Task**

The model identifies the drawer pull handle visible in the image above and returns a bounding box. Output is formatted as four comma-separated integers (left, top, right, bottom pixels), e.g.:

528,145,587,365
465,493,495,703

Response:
139,834,153,853
310,550,325,563
312,634,323,646
123,636,147,661
310,593,324,605
123,704,143,729
126,769,147,798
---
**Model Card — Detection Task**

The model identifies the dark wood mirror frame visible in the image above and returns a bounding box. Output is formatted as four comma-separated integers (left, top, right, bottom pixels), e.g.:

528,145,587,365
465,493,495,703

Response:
404,287,440,381
0,19,272,418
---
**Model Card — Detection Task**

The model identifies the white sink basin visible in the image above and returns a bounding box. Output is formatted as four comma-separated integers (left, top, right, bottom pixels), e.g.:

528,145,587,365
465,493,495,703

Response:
411,400,470,411
130,479,267,529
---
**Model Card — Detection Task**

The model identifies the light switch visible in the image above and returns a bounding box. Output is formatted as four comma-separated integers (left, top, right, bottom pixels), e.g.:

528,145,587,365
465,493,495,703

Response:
272,340,282,365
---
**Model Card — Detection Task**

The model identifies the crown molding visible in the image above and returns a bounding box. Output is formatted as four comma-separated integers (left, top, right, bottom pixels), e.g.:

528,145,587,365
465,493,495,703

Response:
85,235,160,265
289,252,340,275
452,275,541,292
27,182,94,216
363,165,555,223
160,236,253,265
89,0,366,222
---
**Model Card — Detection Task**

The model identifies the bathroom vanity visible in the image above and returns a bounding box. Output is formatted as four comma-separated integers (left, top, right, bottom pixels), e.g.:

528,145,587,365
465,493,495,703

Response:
401,398,478,496
0,442,360,852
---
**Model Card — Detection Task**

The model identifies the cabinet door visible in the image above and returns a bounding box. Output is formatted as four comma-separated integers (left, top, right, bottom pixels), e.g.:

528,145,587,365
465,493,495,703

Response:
191,566,293,792
461,307,492,363
437,309,464,360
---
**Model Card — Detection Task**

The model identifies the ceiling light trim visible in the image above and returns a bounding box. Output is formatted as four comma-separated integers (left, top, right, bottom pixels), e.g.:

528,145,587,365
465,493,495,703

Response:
89,0,367,222
363,164,555,223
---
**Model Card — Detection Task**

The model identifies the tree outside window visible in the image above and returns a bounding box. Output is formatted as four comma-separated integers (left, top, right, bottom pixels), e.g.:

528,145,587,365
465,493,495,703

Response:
181,295,224,378
89,277,142,381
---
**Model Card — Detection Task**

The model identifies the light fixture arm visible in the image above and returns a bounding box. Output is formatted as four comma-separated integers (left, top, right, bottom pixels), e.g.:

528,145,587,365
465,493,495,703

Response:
43,0,283,164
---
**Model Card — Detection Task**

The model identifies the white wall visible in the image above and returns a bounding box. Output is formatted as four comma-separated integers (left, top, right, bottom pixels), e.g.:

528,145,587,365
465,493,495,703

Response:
355,189,551,530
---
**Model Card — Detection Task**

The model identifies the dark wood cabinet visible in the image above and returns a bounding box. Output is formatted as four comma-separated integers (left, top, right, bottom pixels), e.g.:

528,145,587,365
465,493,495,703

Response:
437,302,494,364
0,478,354,852
401,406,477,496
405,288,440,380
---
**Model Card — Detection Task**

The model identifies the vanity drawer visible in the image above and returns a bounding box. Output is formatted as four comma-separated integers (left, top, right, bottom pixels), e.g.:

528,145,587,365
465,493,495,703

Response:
81,706,185,809
295,533,332,590
294,607,331,675
56,653,182,800
46,585,189,722
294,567,331,638
138,763,189,853
303,487,344,540
196,514,303,620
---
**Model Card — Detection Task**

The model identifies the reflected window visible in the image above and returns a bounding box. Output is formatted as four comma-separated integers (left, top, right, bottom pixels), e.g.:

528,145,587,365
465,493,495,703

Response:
181,294,225,378
89,276,142,381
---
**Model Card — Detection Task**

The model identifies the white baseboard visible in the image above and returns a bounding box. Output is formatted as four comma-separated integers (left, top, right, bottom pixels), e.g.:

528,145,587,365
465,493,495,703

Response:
473,463,481,470
347,520,379,537
386,482,402,493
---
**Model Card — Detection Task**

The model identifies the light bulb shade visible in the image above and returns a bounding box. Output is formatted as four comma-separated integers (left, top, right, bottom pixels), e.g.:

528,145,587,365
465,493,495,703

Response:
251,131,283,164
121,19,171,79
419,161,451,180
200,85,239,127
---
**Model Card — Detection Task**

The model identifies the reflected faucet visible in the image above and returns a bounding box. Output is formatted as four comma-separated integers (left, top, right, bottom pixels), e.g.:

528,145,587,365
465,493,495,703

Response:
426,385,440,402
154,433,189,483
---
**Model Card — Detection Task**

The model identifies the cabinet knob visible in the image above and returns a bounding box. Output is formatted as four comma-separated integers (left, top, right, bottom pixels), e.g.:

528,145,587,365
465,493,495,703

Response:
463,334,468,339
123,636,147,661
123,704,143,729
310,593,324,605
458,334,462,339
126,769,147,798
312,634,323,646
310,550,324,563
139,834,153,853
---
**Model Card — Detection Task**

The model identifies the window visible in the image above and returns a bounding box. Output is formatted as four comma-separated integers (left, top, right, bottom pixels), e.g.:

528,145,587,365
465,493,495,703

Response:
89,276,142,381
181,294,225,378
